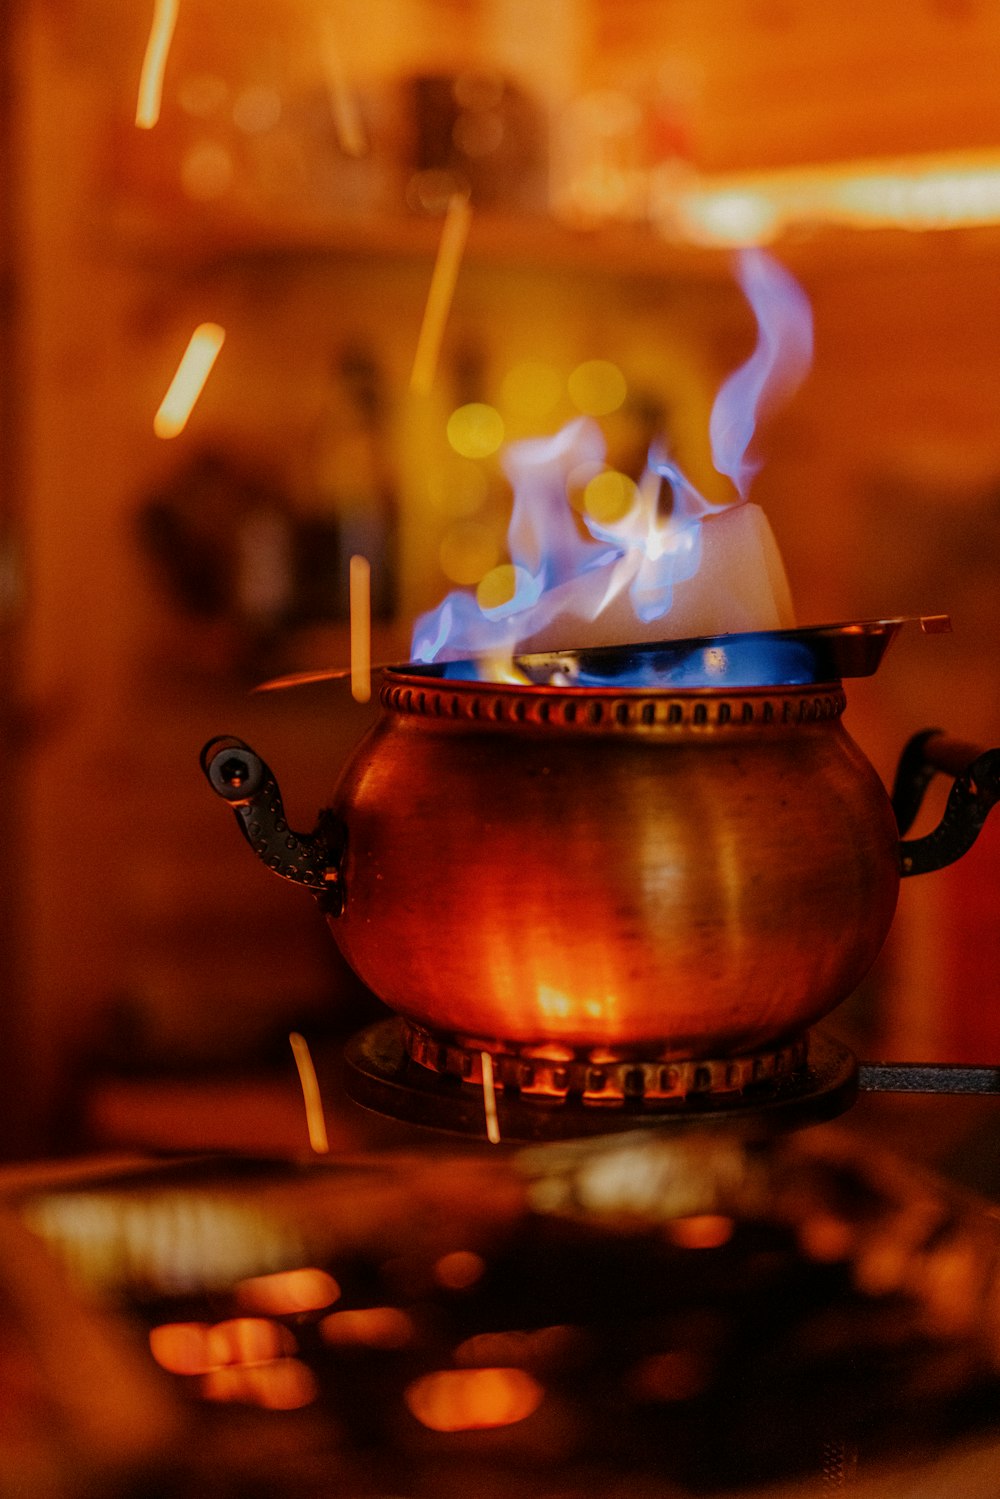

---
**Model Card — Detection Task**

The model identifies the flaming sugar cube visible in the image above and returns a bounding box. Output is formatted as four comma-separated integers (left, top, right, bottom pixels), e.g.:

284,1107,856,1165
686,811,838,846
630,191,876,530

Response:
518,501,795,654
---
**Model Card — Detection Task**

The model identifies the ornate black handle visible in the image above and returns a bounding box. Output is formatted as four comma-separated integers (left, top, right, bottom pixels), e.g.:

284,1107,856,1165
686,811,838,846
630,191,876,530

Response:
893,729,1000,877
200,736,346,915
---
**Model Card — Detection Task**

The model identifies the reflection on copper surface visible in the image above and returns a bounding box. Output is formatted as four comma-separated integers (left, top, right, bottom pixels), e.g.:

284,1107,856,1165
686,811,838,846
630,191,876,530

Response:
235,1268,340,1317
666,1215,735,1250
319,1306,415,1349
404,1368,544,1432
433,1250,486,1290
201,1358,318,1410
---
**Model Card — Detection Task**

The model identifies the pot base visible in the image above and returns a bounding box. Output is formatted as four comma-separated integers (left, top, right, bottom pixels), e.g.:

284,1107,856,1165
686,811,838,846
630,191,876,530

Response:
343,1018,858,1142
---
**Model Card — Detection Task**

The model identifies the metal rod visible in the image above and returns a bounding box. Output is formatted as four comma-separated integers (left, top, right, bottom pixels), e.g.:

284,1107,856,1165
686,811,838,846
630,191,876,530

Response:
858,1061,1000,1095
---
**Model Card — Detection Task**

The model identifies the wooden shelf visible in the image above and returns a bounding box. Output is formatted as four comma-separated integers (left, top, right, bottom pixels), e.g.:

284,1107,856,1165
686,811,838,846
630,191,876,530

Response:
108,201,733,282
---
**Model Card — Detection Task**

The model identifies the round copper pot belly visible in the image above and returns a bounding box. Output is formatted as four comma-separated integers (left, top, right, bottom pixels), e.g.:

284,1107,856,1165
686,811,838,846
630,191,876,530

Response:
329,676,901,1058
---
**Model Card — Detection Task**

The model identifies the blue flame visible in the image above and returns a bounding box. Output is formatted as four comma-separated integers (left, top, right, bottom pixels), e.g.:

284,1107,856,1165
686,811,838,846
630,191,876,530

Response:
710,250,813,499
410,249,814,683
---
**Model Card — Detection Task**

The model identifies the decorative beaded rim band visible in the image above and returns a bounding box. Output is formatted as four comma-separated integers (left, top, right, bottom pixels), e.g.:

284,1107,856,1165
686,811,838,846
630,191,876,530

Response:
380,674,847,733
404,1021,810,1109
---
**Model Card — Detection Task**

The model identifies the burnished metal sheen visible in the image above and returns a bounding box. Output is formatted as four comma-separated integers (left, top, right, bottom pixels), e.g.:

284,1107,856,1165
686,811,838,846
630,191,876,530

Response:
203,635,1000,1074
326,673,900,1059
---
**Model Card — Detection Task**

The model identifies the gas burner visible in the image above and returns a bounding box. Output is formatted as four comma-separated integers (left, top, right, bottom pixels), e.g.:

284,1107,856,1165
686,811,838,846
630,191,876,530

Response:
343,1018,859,1140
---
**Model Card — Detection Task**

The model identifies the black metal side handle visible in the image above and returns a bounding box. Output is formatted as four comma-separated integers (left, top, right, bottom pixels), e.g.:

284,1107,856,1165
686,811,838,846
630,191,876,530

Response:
200,736,346,915
893,729,1000,878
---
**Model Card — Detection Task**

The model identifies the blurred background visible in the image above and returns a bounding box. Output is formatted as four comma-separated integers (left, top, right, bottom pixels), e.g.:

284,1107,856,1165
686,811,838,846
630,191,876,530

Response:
3,0,1000,1158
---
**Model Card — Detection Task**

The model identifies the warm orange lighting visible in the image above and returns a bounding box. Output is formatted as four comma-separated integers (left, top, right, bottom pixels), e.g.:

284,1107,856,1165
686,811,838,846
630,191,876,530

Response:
666,1215,735,1250
236,1268,341,1317
153,323,225,439
202,1358,317,1409
206,1318,296,1367
349,555,371,704
289,1031,330,1154
410,194,473,396
404,1367,544,1432
433,1249,486,1290
149,1321,215,1376
662,151,1000,248
480,1050,501,1145
319,1306,415,1349
135,0,179,129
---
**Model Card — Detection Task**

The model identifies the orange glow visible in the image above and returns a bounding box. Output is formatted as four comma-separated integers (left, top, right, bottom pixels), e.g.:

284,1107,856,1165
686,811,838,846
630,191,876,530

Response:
206,1318,296,1366
149,1321,215,1376
319,1306,415,1349
201,1358,317,1409
236,1268,341,1317
153,323,225,438
480,1050,501,1145
135,0,179,129
349,555,372,704
434,1250,486,1290
404,1367,544,1432
288,1031,330,1154
410,194,472,396
455,1326,583,1370
663,151,1000,248
666,1215,735,1250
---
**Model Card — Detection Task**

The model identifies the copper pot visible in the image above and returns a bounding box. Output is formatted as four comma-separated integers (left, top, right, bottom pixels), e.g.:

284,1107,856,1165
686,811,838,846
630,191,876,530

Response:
202,626,1000,1063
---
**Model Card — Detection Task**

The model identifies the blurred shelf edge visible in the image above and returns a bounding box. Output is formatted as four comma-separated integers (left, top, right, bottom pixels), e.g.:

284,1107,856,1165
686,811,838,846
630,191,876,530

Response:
101,201,1000,285
103,203,735,281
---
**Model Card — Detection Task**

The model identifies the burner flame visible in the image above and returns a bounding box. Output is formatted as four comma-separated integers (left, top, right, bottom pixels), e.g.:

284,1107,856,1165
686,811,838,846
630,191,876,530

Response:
412,250,813,683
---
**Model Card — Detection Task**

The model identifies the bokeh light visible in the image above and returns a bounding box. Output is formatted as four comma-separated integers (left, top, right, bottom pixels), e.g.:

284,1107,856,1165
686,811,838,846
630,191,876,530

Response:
236,1267,341,1316
180,140,234,201
149,1322,216,1376
404,1367,544,1432
475,562,520,612
434,1249,486,1290
567,359,627,416
500,360,563,423
439,522,502,585
201,1359,317,1410
583,469,639,525
206,1317,296,1366
319,1307,415,1349
447,403,505,459
666,1215,735,1250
